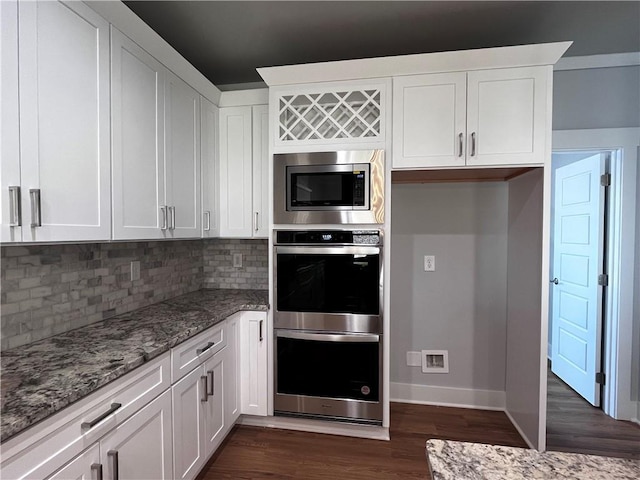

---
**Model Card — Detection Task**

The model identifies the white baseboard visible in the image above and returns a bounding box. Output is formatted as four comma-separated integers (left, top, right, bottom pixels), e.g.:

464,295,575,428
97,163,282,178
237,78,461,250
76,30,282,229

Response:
390,382,506,411
504,409,536,450
238,415,390,441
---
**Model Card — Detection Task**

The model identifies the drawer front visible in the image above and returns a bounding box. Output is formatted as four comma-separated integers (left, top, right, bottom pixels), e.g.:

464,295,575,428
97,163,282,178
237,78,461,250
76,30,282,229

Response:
171,322,226,383
1,353,171,480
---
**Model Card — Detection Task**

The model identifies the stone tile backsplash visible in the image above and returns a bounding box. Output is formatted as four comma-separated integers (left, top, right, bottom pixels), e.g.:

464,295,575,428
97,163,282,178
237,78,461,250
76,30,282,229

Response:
1,238,268,350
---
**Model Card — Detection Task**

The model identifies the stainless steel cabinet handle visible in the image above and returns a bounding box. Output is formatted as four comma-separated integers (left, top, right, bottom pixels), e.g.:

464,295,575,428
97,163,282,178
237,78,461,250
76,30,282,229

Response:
207,370,214,396
196,341,215,355
107,451,119,480
8,186,21,226
170,206,176,230
160,206,168,230
458,133,463,157
201,375,208,402
551,278,559,285
259,319,263,342
204,210,211,231
470,132,477,156
29,189,41,227
254,212,259,232
81,402,122,431
91,463,103,480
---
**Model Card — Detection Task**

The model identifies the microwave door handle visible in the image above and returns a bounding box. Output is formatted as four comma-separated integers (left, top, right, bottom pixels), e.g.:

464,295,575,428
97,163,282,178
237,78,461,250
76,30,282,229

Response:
277,330,379,343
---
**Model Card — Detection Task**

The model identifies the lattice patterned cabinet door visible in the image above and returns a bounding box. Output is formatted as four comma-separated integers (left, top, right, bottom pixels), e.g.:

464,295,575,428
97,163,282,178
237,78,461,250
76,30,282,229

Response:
276,86,385,146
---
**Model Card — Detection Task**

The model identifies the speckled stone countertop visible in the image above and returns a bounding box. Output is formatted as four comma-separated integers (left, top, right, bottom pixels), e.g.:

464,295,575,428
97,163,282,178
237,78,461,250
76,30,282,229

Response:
0,289,268,443
426,439,640,479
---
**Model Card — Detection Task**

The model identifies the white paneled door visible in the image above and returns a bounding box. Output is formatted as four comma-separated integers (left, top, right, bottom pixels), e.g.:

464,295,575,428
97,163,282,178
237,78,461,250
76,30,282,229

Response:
18,0,111,242
551,154,606,406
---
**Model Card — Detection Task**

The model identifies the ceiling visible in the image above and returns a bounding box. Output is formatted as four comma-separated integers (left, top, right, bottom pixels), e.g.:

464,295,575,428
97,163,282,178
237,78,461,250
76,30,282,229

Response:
123,1,640,88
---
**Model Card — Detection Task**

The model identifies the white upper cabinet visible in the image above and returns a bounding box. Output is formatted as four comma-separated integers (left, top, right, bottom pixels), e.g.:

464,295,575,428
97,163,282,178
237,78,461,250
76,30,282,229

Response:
392,66,549,169
111,27,166,240
14,0,111,242
112,28,201,240
165,71,201,238
201,97,219,237
218,105,269,239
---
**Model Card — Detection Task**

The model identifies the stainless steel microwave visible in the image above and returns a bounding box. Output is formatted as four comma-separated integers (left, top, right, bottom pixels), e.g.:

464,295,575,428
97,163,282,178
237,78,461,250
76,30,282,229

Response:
273,150,385,225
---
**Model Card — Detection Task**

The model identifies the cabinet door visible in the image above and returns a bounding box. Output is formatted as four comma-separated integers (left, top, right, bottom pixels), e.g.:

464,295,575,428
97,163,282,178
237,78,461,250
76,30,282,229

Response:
100,389,173,480
252,105,269,238
166,71,201,238
201,97,219,238
172,367,206,480
466,66,548,166
111,27,166,240
392,72,466,169
18,0,111,242
0,0,21,242
219,106,253,237
224,314,241,427
45,444,100,480
203,351,225,456
240,311,268,416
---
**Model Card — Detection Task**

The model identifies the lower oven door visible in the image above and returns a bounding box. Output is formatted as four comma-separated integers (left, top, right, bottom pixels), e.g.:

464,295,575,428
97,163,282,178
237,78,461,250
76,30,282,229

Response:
275,329,382,424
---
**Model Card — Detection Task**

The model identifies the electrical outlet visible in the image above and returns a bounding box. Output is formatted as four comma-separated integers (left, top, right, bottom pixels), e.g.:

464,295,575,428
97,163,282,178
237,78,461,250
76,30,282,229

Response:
421,350,449,373
406,351,421,367
233,253,243,268
424,255,435,272
130,261,141,281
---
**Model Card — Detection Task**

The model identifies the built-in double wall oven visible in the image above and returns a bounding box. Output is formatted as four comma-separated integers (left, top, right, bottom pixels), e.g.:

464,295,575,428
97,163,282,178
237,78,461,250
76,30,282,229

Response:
274,229,383,424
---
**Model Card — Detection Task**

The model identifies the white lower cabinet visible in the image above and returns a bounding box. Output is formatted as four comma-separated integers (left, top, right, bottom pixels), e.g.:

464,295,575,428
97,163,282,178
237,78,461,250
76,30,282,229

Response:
45,444,101,480
240,311,269,416
224,314,241,426
99,389,173,480
203,352,225,453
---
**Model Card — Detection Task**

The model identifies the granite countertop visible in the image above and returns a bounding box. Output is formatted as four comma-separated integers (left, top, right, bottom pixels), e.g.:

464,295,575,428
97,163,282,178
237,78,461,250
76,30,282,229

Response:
426,439,640,480
0,288,268,443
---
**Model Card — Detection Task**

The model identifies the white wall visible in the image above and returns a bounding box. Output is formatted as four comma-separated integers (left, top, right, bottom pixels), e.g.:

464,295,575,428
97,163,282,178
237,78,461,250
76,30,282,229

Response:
505,169,544,449
390,182,508,406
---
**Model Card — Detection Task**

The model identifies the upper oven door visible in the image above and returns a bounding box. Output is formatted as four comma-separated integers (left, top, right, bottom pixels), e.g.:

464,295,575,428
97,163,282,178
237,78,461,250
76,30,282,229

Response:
287,164,370,211
274,245,382,333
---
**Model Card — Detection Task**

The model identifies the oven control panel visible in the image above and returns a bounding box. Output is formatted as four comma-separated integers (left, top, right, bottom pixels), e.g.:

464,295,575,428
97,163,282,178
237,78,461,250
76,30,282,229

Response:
275,230,382,246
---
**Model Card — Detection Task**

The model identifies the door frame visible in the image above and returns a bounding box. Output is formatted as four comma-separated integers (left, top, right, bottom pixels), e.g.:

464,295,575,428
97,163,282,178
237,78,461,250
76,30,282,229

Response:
551,128,638,420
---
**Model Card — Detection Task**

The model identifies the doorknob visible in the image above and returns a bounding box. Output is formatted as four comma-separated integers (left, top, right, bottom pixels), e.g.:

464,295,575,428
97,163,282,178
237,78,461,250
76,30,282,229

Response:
550,278,559,285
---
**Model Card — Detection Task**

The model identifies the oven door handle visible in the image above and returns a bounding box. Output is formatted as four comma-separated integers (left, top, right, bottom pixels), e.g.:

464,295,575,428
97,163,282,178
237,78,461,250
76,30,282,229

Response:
277,330,379,343
274,246,380,255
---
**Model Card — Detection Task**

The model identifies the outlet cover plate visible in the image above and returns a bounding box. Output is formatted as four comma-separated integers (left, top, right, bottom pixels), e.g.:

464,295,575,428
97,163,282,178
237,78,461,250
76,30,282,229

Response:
406,351,421,367
130,261,141,281
424,255,435,272
233,253,243,268
421,350,449,373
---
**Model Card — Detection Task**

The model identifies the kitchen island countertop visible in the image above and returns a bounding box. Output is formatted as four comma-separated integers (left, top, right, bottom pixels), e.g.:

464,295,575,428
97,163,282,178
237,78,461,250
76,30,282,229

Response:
426,439,640,480
0,288,268,443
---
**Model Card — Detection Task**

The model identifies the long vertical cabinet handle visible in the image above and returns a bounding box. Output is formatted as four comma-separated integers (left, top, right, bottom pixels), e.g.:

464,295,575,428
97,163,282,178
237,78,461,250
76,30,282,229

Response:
160,206,168,230
107,451,119,480
207,370,214,396
8,186,21,226
29,189,41,227
259,319,264,342
91,463,103,480
170,206,176,230
254,212,259,232
201,375,208,402
458,133,464,158
470,132,477,157
204,211,211,231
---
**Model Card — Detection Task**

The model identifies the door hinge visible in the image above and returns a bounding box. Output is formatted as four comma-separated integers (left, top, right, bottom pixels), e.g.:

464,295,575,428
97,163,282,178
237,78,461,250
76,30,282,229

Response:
600,173,611,187
598,274,608,286
596,372,605,385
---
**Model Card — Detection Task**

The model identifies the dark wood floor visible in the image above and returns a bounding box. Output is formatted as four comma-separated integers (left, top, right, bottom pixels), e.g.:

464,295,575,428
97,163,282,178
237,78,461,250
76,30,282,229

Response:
546,371,640,459
196,403,527,479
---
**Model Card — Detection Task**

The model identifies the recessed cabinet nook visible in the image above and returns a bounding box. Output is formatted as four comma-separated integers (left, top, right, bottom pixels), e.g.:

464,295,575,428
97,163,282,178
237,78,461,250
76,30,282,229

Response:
1,0,572,478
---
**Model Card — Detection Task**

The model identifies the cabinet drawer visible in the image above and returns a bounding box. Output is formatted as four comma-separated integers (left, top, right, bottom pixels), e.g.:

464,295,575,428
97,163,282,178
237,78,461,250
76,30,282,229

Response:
171,322,226,383
1,353,170,480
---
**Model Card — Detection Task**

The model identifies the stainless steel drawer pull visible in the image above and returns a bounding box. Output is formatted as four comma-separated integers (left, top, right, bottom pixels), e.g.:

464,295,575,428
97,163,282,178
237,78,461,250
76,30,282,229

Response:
259,319,263,342
254,212,259,232
458,133,463,157
207,369,214,396
201,375,208,402
107,450,119,480
196,341,215,355
8,186,21,226
81,402,122,431
204,210,211,231
169,206,176,230
160,206,168,230
470,132,477,157
29,189,41,227
91,463,103,480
